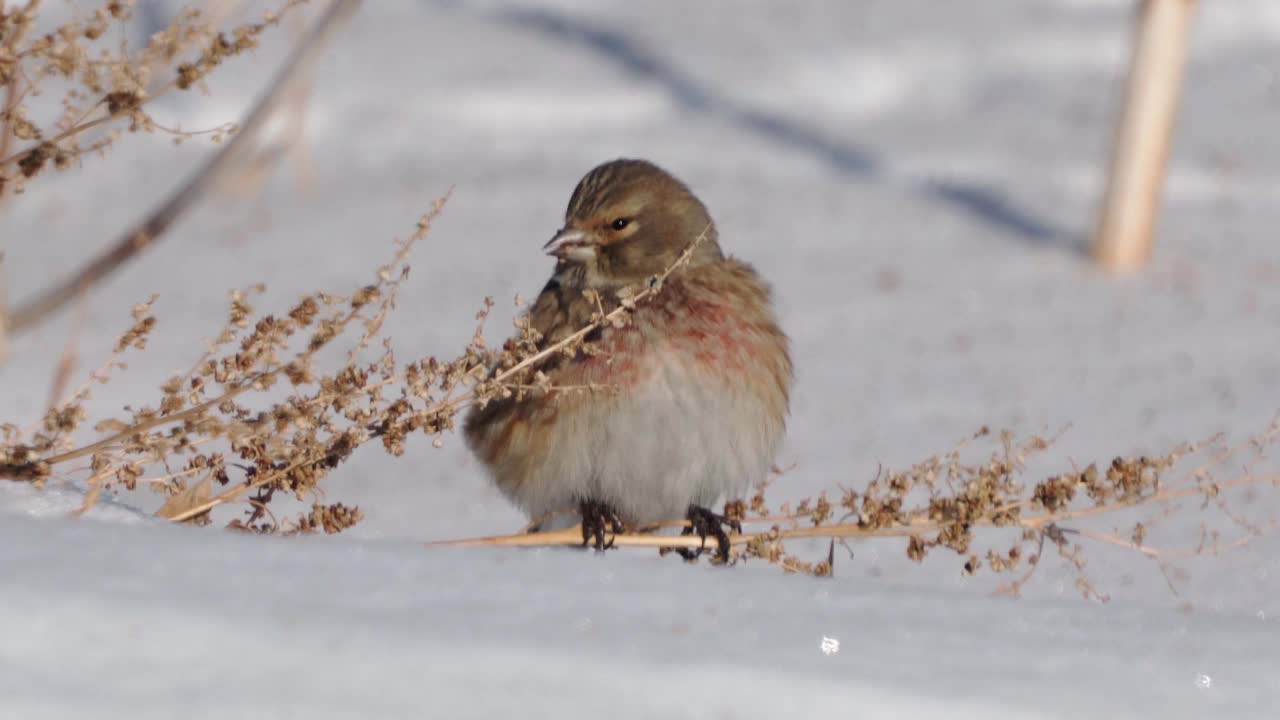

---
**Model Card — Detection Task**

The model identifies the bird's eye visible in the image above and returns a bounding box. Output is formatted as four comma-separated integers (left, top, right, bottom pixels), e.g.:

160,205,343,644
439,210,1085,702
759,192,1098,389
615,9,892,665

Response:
610,218,631,231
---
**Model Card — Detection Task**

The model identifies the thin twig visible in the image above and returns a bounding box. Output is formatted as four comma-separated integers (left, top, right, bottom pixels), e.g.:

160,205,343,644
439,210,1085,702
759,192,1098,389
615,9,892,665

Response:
7,0,363,335
1068,523,1279,559
165,440,338,523
0,71,24,203
430,471,1280,552
45,298,87,413
0,0,304,174
38,373,267,467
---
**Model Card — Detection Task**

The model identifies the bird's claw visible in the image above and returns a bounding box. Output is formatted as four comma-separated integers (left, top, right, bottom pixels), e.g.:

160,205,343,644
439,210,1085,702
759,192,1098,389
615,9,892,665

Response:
677,504,741,563
578,499,625,552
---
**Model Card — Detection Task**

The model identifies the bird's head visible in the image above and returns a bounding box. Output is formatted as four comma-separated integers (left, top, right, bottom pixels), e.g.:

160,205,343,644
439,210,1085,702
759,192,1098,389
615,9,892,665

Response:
544,159,723,289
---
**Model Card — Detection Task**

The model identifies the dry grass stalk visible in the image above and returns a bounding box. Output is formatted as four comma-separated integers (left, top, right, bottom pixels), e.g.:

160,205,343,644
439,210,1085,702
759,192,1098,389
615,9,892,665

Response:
1,0,312,191
0,205,715,535
6,0,363,334
0,193,451,531
1092,0,1197,271
433,423,1280,598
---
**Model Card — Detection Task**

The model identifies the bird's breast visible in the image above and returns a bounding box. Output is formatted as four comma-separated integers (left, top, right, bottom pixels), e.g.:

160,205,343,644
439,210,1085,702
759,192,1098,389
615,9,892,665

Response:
564,295,755,392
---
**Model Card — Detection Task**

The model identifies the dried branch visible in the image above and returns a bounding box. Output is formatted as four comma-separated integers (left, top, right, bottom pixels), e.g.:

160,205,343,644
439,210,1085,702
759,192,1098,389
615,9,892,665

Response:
0,72,22,204
430,426,1280,593
6,0,363,335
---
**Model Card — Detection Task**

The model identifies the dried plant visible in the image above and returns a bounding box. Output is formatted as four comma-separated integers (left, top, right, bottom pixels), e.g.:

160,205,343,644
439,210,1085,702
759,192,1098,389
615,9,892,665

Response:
439,421,1280,600
0,0,311,198
4,0,360,335
0,0,392,533
0,198,719,532
2,196,434,528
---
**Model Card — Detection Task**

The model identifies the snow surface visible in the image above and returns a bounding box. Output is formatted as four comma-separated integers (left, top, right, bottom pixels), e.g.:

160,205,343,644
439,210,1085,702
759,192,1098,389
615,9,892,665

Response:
3,1,1280,717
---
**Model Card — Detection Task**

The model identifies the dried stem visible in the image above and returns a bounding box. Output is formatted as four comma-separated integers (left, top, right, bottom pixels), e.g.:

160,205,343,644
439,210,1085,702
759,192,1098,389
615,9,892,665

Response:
430,428,1280,592
7,0,363,335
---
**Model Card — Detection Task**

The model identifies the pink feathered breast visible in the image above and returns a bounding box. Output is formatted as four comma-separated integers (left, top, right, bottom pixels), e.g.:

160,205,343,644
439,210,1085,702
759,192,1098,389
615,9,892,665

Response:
567,294,756,391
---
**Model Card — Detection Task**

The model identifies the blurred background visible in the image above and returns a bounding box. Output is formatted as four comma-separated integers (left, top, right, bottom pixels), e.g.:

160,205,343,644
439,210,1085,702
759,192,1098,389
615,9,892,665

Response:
3,0,1279,602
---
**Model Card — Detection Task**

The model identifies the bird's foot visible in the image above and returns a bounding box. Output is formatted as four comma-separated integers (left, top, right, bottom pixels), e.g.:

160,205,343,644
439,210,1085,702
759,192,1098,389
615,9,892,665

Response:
578,499,625,552
676,504,742,564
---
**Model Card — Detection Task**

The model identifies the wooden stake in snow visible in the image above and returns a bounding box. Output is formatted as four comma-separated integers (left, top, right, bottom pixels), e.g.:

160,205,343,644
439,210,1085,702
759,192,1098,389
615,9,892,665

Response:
1092,0,1197,272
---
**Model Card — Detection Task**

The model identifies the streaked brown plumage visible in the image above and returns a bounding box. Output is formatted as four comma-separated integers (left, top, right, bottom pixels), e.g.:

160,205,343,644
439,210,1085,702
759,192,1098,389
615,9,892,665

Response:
464,159,792,557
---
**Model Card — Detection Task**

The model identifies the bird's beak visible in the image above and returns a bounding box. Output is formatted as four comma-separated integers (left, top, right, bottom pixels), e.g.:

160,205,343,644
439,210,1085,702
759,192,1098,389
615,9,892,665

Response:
543,228,596,261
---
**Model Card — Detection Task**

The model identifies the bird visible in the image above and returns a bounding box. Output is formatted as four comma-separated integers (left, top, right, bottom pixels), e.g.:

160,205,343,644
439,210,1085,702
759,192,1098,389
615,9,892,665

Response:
463,159,792,560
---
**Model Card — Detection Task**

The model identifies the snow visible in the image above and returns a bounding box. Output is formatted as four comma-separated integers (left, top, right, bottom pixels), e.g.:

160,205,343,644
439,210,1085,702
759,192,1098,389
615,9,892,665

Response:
3,0,1279,716
2,510,1276,719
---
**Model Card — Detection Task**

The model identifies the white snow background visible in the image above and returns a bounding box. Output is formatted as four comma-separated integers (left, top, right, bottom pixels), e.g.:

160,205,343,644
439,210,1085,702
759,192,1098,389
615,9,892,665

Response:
3,0,1280,717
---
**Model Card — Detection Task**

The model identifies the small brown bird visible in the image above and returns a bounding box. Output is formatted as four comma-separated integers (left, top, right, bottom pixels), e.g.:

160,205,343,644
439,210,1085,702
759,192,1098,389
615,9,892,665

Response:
464,159,792,559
